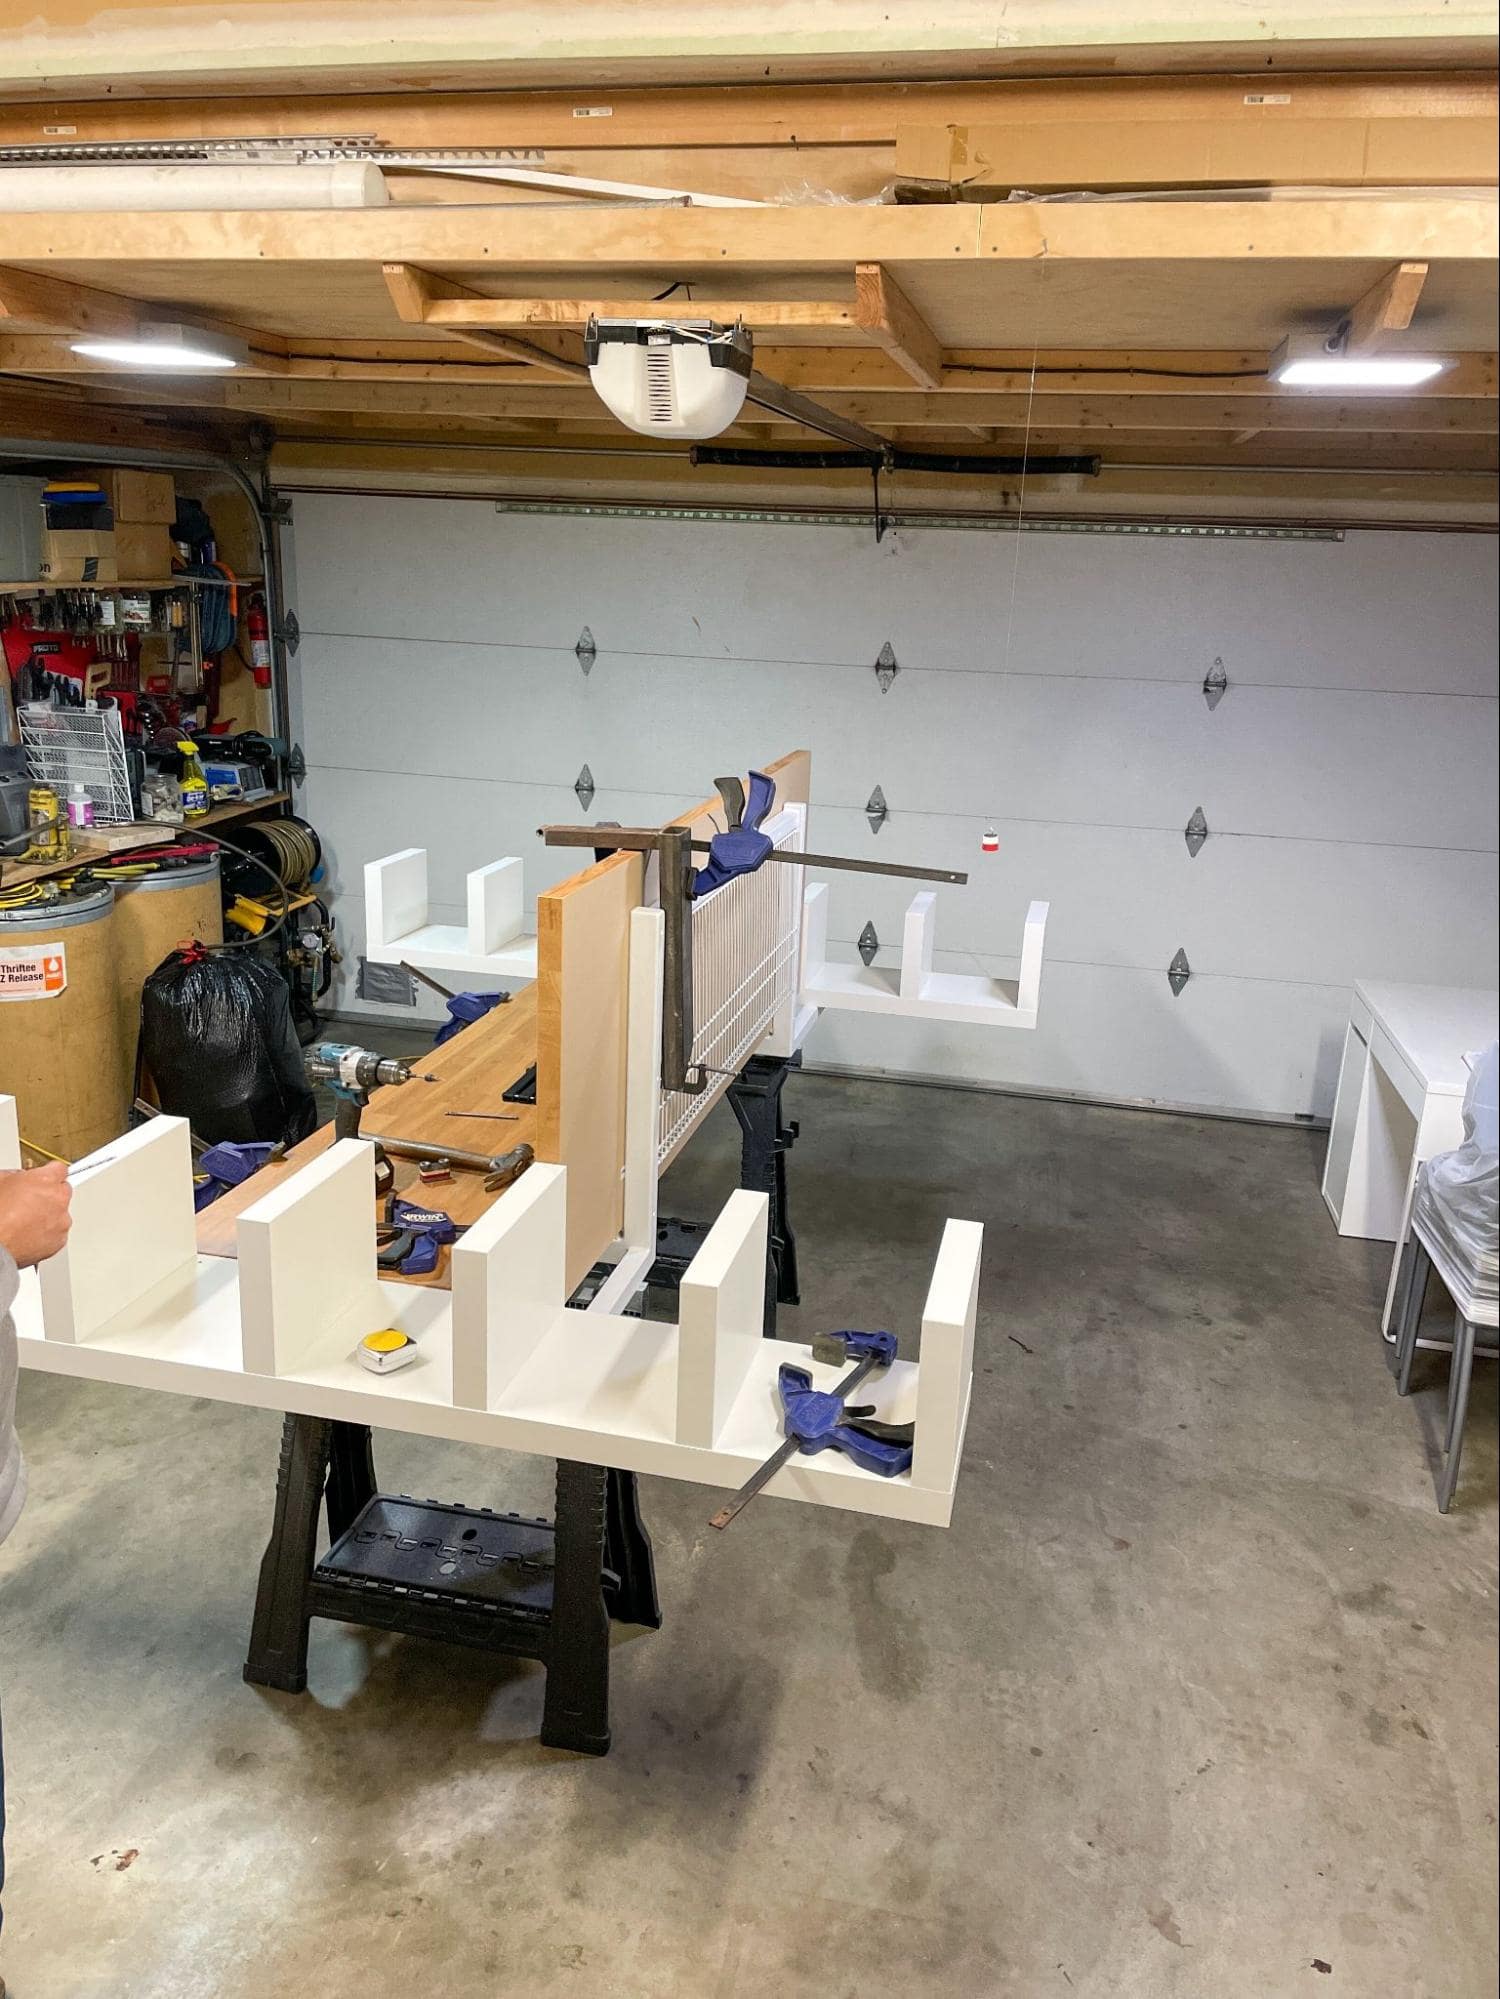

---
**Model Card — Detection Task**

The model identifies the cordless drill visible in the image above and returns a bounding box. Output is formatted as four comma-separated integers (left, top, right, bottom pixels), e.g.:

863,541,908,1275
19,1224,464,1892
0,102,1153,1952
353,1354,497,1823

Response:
304,1041,432,1142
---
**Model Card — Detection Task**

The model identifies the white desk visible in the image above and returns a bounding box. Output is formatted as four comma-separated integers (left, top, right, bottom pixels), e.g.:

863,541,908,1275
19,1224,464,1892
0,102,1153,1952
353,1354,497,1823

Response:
1322,981,1499,1333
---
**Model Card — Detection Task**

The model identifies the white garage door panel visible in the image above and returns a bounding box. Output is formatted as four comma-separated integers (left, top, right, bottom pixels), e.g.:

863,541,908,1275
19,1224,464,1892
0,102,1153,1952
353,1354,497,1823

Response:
299,629,1495,852
805,811,1497,988
287,498,1498,1118
293,497,1496,699
811,959,1350,1120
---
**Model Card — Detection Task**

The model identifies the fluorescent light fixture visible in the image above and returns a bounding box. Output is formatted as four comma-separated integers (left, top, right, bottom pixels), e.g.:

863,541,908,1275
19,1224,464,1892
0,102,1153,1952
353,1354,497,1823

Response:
1269,334,1447,389
70,321,248,371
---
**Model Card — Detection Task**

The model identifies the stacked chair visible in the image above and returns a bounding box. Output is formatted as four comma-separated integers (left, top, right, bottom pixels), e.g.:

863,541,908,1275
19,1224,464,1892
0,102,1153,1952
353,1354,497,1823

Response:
1393,1040,1499,1512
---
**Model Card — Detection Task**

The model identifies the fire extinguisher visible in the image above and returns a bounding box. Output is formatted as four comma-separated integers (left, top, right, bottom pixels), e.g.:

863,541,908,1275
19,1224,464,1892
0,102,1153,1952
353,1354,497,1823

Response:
246,591,273,689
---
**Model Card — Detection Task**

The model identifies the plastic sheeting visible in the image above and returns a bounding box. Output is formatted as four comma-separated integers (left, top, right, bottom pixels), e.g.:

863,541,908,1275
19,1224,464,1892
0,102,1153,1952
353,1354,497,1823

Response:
1413,1038,1498,1305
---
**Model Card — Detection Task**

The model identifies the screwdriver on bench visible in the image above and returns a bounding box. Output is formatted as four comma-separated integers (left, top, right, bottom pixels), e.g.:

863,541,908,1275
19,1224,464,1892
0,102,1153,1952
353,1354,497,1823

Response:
708,1330,912,1530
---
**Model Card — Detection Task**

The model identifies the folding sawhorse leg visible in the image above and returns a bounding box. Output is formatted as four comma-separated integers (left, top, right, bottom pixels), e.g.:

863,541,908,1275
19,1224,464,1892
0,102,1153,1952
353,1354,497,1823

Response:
244,1414,659,1754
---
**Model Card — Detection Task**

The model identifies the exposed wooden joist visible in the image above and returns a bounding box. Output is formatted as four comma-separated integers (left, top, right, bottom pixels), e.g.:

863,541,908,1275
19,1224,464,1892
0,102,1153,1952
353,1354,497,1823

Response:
33,375,1489,438
1344,260,1429,352
0,265,145,341
853,263,943,388
5,199,1493,270
413,295,859,332
0,265,289,373
7,338,1491,401
381,262,587,379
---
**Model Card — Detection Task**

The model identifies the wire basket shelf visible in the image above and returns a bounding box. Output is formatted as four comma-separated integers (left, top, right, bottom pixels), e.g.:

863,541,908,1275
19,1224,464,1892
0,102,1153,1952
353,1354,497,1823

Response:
20,702,135,825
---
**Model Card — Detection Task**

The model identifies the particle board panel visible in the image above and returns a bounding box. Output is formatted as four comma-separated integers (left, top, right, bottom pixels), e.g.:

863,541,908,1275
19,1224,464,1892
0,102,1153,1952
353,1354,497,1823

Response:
535,849,644,1293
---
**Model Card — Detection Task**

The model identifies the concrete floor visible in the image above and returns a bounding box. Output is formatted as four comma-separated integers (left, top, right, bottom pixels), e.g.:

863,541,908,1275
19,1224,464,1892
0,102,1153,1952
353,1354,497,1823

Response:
3,1075,1496,1998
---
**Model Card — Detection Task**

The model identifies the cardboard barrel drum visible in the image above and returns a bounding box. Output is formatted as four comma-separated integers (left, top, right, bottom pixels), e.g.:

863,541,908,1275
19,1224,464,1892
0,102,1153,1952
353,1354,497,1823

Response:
0,883,128,1160
113,855,223,1101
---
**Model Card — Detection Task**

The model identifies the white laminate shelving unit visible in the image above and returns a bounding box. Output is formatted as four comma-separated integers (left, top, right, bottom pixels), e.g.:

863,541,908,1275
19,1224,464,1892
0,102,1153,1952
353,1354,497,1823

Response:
9,1098,981,1527
364,846,538,982
801,881,1048,1029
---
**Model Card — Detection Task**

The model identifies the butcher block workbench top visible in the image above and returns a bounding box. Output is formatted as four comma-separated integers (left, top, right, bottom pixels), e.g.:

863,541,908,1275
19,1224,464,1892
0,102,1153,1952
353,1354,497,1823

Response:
195,985,540,1288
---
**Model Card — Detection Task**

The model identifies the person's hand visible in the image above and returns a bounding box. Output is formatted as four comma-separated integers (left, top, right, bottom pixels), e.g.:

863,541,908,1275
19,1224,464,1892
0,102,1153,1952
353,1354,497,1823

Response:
0,1162,73,1268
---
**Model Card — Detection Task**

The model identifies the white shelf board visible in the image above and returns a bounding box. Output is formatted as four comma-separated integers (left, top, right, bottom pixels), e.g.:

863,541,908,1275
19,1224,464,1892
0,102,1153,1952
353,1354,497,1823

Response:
364,923,538,982
17,1281,955,1523
803,960,1029,1025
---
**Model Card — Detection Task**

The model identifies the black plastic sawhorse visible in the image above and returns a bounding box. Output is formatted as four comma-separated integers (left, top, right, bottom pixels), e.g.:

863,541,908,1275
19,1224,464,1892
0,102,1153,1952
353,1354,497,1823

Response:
244,1415,660,1755
649,1050,803,1338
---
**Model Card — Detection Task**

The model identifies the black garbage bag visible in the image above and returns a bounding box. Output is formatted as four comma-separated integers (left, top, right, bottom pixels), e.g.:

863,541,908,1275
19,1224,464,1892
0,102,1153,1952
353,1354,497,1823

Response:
140,944,317,1146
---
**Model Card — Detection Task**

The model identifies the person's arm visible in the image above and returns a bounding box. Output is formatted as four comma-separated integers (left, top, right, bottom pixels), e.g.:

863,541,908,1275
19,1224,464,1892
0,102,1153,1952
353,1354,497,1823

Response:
0,1164,73,1284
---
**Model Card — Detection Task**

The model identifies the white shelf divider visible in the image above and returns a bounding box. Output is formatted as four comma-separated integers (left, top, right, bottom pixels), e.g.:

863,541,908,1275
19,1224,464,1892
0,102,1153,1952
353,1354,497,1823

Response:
38,1118,197,1345
364,846,538,982
801,882,1048,1029
238,1138,384,1376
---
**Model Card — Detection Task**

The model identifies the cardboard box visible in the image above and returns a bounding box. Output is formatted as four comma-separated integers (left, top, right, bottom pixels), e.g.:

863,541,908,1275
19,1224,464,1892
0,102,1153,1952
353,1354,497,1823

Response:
95,468,177,524
895,114,1499,191
39,530,117,584
39,522,173,583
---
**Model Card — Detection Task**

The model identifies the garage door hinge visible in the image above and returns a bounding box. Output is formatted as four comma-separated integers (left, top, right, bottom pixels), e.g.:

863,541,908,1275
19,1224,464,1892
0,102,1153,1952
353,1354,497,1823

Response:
1167,948,1192,996
1202,658,1227,710
574,764,596,809
287,743,306,785
858,921,880,966
1184,806,1209,857
263,492,294,526
276,609,300,656
874,642,899,693
575,627,597,676
865,784,889,834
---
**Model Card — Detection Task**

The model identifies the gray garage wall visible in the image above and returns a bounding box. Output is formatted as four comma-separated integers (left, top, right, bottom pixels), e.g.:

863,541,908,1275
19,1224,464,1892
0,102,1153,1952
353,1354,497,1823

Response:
282,494,1498,1120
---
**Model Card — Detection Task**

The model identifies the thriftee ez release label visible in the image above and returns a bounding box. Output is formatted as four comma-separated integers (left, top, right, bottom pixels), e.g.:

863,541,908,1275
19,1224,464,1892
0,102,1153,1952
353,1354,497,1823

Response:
0,942,68,1000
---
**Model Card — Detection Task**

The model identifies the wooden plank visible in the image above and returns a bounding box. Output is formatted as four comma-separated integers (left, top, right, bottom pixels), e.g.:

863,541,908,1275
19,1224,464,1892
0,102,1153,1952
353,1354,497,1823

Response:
535,850,644,1294
0,264,141,337
2,74,1493,155
1345,259,1430,352
4,197,1491,271
5,336,1494,400
381,261,587,379
421,295,858,332
854,262,943,388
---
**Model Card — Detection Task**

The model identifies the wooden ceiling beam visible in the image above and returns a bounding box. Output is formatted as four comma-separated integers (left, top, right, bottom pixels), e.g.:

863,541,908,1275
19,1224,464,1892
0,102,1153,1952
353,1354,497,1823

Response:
1344,260,1429,352
381,262,588,380
0,265,289,373
853,263,943,388
7,337,1491,400
415,293,859,333
4,198,1491,271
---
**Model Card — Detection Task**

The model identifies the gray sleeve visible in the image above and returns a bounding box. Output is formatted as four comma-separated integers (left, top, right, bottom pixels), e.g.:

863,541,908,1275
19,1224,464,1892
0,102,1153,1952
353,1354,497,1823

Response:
0,1241,17,1320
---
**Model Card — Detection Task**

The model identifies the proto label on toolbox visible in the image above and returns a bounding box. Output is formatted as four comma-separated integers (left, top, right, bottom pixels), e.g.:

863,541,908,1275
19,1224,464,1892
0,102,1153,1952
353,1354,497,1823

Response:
0,943,68,1001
